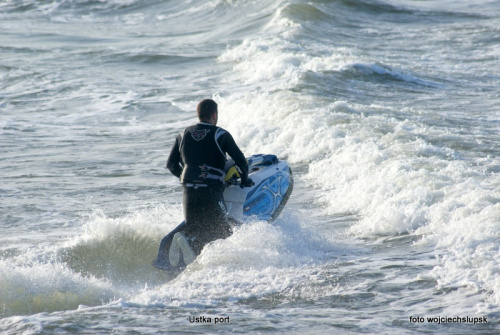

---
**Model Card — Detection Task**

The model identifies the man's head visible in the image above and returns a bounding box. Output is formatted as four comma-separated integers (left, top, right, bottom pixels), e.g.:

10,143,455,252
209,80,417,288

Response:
197,99,218,125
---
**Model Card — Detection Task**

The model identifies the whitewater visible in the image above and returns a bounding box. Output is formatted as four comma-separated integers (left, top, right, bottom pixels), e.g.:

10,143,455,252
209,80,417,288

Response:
1,0,499,334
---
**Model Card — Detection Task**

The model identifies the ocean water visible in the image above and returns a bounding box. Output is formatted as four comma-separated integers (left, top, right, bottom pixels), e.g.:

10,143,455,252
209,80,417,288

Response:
1,0,499,333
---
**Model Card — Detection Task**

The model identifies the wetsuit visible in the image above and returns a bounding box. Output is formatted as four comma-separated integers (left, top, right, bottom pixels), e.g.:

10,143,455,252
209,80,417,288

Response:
166,122,249,254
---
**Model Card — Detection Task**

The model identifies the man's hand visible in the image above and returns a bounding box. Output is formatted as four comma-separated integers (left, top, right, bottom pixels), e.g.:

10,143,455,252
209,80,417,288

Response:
240,178,254,188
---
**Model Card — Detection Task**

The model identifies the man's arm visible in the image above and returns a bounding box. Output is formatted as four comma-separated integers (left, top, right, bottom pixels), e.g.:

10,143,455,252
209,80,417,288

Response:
166,134,183,178
222,132,249,183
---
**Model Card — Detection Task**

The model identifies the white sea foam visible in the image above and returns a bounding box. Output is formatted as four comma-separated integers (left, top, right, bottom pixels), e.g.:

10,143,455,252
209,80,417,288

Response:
0,204,185,317
219,37,357,89
130,214,348,308
216,9,500,310
0,259,116,317
220,92,500,307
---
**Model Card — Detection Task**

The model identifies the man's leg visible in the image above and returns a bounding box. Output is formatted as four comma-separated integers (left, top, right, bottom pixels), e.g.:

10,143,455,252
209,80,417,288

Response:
183,185,232,253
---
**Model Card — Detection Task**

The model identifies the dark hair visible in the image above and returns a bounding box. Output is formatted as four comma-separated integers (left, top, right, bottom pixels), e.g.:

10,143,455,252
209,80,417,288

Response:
197,99,218,121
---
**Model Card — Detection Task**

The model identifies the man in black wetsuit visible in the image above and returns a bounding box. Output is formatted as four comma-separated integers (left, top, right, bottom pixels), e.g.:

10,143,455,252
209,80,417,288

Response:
166,99,252,264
